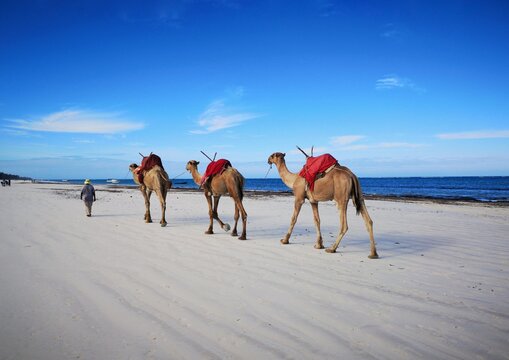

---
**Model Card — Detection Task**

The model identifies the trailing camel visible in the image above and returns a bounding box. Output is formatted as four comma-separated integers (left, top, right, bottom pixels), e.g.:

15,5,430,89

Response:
129,153,172,227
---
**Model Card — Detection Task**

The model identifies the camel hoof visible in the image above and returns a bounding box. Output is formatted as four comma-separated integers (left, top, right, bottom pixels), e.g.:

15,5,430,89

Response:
205,230,214,235
160,223,167,227
231,231,238,237
238,235,246,240
280,239,289,245
325,248,336,253
222,223,231,232
368,254,379,259
314,244,324,249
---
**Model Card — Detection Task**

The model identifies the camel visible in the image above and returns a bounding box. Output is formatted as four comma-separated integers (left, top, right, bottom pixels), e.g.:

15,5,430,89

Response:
267,152,378,259
186,160,247,240
129,162,172,227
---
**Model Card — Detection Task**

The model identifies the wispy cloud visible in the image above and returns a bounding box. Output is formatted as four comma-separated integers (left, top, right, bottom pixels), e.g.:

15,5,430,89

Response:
344,142,424,151
73,139,95,144
1,128,35,137
436,130,509,140
6,109,144,134
226,85,245,98
118,2,186,28
381,30,399,39
118,1,242,28
330,135,365,146
380,23,404,39
378,142,423,148
316,0,339,17
376,74,424,92
330,135,423,151
191,96,260,135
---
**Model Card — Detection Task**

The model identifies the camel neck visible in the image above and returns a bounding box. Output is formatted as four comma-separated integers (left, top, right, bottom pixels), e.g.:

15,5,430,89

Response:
189,167,203,186
275,160,298,189
131,173,141,186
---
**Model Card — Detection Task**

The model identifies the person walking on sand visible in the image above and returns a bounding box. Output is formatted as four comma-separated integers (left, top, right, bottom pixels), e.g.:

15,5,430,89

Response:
80,179,96,217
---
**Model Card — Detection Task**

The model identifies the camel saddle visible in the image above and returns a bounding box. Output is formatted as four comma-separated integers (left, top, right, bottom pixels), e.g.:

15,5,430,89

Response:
298,153,338,191
200,159,232,187
135,153,165,184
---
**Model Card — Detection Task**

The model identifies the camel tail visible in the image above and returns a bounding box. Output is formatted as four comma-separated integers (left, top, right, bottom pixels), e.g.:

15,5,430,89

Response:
154,166,172,192
232,169,245,200
350,173,364,216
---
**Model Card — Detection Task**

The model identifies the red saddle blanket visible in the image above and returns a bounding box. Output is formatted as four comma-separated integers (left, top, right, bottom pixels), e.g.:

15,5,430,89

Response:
136,153,164,184
140,153,164,172
298,154,338,191
200,159,232,186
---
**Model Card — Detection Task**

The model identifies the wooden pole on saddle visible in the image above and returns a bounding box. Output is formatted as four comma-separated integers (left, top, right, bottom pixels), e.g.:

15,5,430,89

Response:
296,145,310,159
200,150,214,162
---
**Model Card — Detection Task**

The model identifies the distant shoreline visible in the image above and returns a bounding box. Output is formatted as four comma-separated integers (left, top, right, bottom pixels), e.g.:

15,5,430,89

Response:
25,180,509,207
171,187,509,207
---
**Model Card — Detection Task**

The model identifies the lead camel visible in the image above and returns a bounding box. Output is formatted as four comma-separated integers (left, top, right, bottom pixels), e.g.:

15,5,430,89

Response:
267,152,378,258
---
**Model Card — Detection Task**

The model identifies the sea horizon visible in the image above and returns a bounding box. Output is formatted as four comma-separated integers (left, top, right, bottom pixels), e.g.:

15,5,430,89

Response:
38,176,509,203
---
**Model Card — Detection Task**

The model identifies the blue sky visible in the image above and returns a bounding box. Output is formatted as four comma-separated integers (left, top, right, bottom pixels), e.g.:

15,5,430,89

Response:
1,0,508,179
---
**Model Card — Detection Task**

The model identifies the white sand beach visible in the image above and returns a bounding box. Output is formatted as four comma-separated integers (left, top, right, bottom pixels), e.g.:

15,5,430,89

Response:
1,182,508,360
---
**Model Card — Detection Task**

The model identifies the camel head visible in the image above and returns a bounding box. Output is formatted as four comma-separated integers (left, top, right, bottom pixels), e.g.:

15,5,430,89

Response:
129,163,138,172
267,152,286,166
186,160,200,172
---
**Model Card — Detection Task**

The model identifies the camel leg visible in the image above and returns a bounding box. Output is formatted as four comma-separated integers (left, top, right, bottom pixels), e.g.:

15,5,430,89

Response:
231,203,239,237
205,193,214,234
326,200,348,253
212,195,222,226
310,202,324,249
282,199,304,244
142,189,153,223
359,200,378,259
212,195,230,232
139,188,148,221
235,198,248,240
157,189,167,227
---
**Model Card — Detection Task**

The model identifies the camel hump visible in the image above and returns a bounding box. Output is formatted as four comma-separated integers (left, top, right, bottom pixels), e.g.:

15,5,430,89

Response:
200,159,232,186
135,152,165,185
298,153,338,191
140,153,164,172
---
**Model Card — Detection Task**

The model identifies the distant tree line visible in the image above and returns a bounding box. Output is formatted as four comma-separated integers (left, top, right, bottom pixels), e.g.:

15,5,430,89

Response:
0,171,32,180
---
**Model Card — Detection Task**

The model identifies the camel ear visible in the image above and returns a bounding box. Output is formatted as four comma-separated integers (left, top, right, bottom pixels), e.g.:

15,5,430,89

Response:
196,161,200,165
283,153,286,157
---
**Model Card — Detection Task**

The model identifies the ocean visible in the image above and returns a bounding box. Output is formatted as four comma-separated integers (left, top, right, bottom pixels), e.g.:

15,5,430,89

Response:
52,176,509,202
